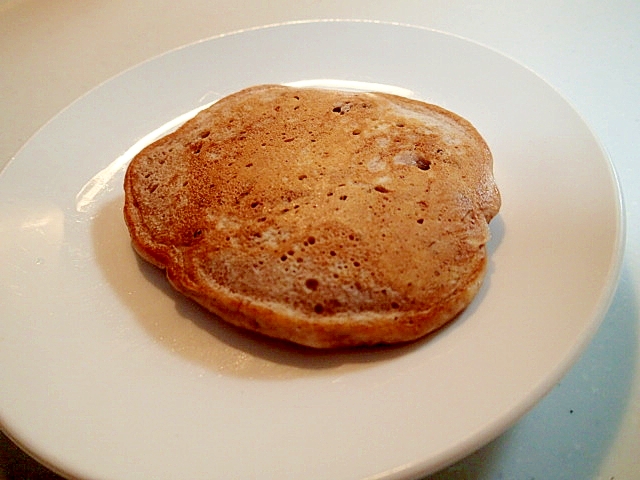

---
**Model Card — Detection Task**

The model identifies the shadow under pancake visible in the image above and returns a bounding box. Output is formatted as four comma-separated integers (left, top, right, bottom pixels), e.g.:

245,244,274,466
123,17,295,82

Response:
91,195,503,380
91,197,413,378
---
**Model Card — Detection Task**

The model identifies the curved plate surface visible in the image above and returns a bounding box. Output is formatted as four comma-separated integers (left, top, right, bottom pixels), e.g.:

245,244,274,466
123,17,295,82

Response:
0,21,624,480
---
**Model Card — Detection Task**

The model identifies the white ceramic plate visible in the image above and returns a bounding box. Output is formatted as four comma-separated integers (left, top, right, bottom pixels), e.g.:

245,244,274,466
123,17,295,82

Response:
0,21,624,480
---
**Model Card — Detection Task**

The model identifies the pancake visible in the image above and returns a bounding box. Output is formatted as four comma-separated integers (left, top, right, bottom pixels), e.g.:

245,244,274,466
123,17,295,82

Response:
123,84,501,348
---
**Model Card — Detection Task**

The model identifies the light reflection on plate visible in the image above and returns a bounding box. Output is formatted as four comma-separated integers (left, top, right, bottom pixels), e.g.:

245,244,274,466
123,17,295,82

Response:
75,78,412,214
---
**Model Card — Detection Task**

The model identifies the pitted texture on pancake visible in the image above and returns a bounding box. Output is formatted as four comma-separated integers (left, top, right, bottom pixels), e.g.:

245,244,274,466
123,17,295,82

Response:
124,85,501,348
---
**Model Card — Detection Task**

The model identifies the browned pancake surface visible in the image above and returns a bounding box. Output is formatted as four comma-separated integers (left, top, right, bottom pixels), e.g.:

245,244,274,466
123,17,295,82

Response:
123,85,501,348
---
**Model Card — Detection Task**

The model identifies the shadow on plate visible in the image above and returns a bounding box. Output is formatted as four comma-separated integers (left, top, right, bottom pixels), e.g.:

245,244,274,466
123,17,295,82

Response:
91,195,503,380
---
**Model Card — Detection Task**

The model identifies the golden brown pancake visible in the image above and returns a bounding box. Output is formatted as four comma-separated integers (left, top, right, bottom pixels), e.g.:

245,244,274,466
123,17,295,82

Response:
123,84,501,348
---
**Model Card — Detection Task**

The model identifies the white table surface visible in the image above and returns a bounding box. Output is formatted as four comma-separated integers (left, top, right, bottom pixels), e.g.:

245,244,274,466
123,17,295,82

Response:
1,1,638,479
